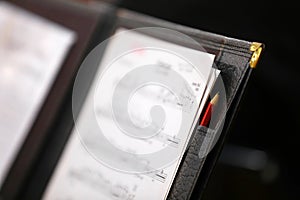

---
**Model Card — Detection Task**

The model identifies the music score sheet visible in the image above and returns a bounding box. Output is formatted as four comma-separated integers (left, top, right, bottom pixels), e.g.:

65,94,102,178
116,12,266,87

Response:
43,29,218,200
0,2,76,187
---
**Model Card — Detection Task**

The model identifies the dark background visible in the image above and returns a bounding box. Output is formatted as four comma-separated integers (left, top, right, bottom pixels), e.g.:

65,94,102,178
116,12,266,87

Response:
119,0,300,199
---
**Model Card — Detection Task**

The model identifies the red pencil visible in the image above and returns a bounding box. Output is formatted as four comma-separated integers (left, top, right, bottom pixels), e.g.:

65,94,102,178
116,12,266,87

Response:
200,93,219,127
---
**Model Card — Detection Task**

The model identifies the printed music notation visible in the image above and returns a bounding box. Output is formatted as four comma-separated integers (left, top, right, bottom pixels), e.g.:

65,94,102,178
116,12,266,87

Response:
43,28,216,200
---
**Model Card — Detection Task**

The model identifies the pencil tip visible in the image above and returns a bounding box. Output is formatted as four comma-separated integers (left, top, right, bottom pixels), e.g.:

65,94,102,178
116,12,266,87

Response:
210,93,219,105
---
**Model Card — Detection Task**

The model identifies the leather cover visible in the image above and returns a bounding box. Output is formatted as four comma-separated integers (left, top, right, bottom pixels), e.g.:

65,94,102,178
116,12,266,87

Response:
168,126,215,200
0,0,116,199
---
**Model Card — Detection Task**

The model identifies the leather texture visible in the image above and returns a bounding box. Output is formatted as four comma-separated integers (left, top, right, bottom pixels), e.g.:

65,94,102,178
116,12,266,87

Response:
168,126,215,200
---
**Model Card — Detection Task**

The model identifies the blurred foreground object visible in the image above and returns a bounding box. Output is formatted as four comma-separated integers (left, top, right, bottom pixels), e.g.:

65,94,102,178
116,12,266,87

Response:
0,1,75,187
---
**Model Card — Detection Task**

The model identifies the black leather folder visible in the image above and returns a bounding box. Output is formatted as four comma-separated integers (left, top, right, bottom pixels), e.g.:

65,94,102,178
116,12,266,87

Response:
112,10,264,200
0,0,115,199
0,1,264,200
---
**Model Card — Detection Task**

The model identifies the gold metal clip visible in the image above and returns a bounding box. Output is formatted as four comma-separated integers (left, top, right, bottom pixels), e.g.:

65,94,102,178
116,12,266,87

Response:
249,42,263,68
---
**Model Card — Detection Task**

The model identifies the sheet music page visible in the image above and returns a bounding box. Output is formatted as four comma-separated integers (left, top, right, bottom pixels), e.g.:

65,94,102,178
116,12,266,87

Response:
0,2,76,187
43,28,217,200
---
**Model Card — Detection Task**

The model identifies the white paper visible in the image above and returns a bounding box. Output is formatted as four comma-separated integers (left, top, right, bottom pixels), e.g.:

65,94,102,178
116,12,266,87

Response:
43,28,217,200
0,2,76,187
